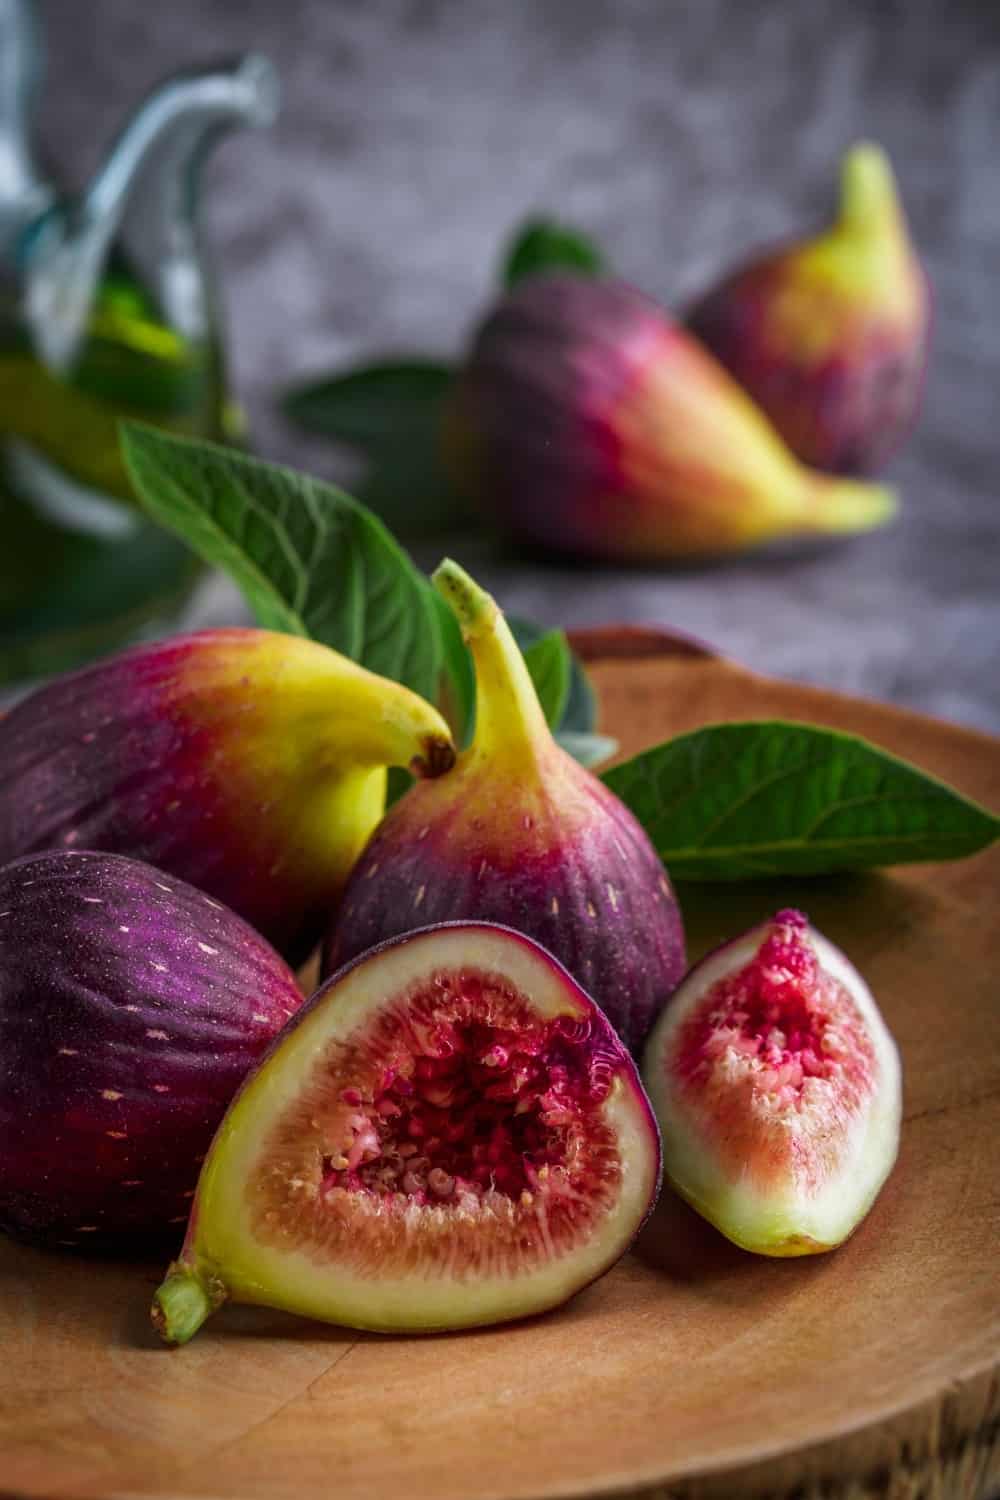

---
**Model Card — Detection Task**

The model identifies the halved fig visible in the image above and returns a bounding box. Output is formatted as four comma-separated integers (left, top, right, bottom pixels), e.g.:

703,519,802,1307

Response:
153,923,661,1342
641,909,901,1256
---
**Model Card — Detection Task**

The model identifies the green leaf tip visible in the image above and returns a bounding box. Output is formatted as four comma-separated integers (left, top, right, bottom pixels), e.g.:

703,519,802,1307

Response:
502,217,605,288
522,629,572,729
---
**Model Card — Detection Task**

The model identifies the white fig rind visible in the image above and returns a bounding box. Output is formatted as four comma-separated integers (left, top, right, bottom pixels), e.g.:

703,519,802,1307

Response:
642,919,902,1256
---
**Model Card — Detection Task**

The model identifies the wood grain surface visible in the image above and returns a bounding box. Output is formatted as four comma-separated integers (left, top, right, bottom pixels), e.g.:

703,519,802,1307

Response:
2,635,998,1500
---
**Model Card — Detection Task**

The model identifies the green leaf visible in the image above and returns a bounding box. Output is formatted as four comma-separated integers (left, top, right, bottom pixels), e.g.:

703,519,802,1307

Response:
120,423,442,703
555,731,619,768
603,720,1000,880
282,360,454,450
522,628,572,728
502,219,606,287
508,616,598,735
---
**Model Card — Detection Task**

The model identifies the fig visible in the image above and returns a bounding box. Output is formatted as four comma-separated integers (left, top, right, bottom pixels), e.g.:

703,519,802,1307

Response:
0,628,455,963
444,272,896,563
687,143,930,474
641,909,902,1256
152,922,662,1342
326,561,685,1053
0,849,303,1251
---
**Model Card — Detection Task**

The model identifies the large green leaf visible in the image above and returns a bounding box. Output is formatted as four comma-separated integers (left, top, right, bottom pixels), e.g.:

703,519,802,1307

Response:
603,720,1000,880
121,423,442,703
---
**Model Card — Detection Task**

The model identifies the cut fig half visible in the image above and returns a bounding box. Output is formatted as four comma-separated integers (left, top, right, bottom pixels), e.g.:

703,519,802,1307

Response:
642,909,902,1256
153,923,662,1342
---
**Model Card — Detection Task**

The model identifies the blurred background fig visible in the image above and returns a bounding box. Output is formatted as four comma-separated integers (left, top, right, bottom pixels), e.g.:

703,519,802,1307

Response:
153,923,661,1341
641,909,901,1256
326,561,685,1053
444,272,896,563
0,628,455,963
687,143,930,474
0,850,303,1251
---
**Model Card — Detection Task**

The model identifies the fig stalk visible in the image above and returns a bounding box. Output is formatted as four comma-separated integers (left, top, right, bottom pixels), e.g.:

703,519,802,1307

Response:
432,558,549,768
152,1264,225,1346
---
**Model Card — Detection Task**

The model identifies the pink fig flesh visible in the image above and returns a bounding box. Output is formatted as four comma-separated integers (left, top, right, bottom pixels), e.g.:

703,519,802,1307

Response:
0,628,454,963
642,909,901,1255
0,850,303,1250
688,143,930,474
152,922,662,1341
445,272,895,562
326,561,685,1053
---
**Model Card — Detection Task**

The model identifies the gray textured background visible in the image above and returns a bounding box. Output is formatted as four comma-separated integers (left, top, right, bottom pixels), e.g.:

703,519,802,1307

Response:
36,0,1000,731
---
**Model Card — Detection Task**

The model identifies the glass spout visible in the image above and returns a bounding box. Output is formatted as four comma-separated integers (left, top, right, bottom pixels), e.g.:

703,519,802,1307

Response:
24,54,279,371
0,0,51,236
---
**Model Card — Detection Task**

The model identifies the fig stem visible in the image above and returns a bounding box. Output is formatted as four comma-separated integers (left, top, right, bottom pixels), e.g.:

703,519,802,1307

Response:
432,559,552,761
151,1262,225,1346
838,142,904,245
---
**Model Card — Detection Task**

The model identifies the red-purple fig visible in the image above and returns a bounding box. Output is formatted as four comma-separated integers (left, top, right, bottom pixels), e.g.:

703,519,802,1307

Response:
0,850,303,1251
642,909,902,1255
0,628,454,964
444,273,895,562
688,143,930,474
326,561,685,1053
152,922,662,1341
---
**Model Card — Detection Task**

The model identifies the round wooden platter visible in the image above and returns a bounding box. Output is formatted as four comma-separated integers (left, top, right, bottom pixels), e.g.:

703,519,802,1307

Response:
2,631,999,1500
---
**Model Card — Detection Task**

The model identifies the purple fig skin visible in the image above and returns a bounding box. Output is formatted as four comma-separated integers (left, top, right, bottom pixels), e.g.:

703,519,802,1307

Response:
326,775,685,1057
325,562,686,1055
0,850,303,1251
0,628,454,965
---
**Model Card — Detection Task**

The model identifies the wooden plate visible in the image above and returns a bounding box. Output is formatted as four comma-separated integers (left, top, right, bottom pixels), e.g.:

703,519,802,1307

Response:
3,632,998,1500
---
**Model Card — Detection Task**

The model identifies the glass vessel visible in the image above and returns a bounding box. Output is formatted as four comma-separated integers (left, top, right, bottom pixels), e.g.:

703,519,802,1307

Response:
0,0,278,682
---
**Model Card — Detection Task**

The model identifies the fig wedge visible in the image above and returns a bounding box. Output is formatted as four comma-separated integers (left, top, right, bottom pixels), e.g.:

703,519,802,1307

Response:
153,923,661,1342
642,909,901,1256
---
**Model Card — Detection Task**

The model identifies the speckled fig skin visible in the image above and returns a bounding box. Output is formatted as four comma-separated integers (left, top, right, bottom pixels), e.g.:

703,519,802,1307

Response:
0,628,455,964
687,144,930,475
0,850,303,1251
445,273,895,563
326,562,686,1054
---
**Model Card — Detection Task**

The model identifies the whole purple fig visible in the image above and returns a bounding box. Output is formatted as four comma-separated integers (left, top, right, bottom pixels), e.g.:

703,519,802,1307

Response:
0,628,454,964
687,143,930,474
326,561,686,1053
444,272,895,562
0,850,303,1251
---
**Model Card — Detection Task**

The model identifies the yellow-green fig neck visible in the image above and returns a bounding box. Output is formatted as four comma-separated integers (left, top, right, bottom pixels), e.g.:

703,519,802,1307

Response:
432,559,554,770
838,142,907,246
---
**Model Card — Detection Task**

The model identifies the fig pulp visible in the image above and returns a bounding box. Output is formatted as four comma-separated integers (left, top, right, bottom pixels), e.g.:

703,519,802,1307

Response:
688,143,930,474
326,561,685,1053
642,909,902,1255
0,628,454,963
445,272,896,562
152,923,661,1340
0,850,303,1250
